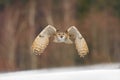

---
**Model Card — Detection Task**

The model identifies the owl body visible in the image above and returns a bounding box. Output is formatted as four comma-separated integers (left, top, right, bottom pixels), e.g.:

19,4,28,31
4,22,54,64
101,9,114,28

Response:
32,25,89,57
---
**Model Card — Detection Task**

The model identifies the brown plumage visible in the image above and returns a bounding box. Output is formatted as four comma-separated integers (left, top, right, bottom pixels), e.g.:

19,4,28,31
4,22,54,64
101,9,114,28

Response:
67,26,89,57
31,25,56,55
31,25,89,57
32,36,49,55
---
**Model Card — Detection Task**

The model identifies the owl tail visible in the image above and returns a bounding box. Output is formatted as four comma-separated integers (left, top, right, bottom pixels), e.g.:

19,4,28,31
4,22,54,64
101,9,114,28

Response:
75,37,89,57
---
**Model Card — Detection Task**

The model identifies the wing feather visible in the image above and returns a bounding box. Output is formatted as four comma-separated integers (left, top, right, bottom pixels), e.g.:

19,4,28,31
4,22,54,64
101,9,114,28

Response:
31,25,56,55
75,37,89,57
40,25,56,36
67,26,89,57
67,26,82,38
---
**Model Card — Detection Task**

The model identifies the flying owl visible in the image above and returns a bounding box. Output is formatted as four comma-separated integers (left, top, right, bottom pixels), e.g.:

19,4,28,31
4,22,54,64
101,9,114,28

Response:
31,25,89,57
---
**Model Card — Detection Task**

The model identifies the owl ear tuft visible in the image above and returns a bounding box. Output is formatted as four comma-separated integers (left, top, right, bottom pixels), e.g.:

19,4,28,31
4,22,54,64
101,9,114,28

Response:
56,29,59,32
65,30,68,33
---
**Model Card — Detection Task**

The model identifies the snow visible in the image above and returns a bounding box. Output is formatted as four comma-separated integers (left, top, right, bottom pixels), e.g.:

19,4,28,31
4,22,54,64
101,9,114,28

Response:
0,63,120,80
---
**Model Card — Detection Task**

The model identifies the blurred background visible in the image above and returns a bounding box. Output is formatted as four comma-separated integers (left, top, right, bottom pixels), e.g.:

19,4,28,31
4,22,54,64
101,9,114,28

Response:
0,0,120,72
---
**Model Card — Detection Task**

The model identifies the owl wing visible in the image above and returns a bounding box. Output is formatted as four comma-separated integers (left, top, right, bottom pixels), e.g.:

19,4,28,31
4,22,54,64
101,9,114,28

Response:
67,26,89,57
31,25,56,55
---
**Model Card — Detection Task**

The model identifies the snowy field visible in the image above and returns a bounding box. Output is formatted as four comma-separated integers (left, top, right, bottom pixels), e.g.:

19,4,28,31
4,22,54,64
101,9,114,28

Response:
0,63,120,80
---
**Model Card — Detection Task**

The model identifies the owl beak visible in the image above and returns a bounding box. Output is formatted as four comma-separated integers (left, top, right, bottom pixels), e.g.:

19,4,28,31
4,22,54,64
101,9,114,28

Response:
60,36,63,38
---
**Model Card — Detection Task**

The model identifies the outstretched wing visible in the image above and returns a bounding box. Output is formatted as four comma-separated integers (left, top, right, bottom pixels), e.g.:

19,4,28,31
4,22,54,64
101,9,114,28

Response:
67,26,89,57
31,25,56,55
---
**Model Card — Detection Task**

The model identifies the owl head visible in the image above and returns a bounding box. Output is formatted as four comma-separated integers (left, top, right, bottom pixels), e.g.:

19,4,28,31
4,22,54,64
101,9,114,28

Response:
53,32,73,44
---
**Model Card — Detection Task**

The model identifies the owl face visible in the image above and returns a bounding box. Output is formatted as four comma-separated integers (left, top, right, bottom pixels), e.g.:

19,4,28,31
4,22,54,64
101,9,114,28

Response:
54,32,68,42
53,32,73,44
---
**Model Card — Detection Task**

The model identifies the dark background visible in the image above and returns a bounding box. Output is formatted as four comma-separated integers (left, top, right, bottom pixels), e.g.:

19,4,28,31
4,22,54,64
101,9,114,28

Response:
0,0,120,72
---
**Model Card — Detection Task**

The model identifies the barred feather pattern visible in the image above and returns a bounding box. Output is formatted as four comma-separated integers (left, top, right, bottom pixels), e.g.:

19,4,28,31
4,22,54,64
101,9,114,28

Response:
31,35,49,55
75,37,89,57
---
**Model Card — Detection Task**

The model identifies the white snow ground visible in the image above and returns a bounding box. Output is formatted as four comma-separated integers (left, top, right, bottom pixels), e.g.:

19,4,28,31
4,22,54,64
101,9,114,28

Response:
0,63,120,80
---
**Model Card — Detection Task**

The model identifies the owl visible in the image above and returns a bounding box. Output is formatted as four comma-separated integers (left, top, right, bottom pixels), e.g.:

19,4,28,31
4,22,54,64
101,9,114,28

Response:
31,25,89,57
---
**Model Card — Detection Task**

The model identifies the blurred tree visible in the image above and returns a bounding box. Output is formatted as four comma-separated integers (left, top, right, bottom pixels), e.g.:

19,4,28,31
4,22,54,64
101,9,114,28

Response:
0,0,120,71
